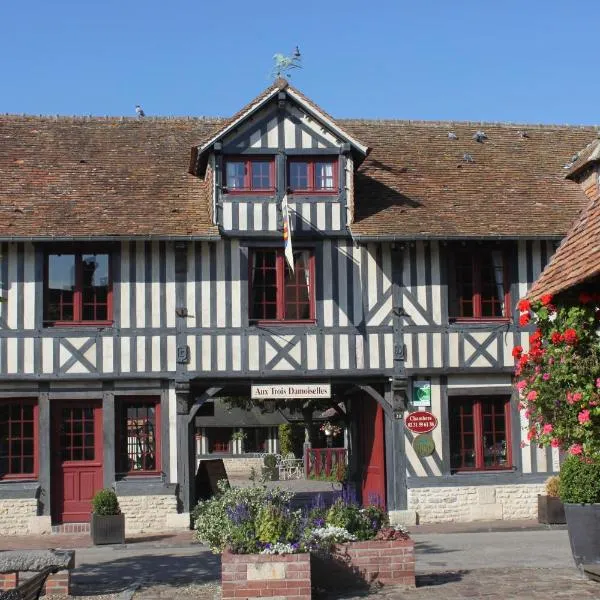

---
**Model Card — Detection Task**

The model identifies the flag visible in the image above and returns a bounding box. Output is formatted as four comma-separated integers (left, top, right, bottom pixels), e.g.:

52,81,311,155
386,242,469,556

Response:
281,194,294,273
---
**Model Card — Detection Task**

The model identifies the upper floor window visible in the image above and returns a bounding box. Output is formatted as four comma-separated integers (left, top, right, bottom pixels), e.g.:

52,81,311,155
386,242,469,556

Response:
224,157,274,193
0,399,38,480
449,245,510,320
249,249,315,322
288,158,337,193
449,396,511,472
44,251,112,326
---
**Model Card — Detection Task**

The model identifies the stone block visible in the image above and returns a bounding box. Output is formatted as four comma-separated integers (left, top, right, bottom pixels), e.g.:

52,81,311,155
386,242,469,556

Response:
468,503,503,521
0,550,75,573
389,509,418,527
478,487,496,504
28,515,52,535
165,512,191,530
247,562,286,581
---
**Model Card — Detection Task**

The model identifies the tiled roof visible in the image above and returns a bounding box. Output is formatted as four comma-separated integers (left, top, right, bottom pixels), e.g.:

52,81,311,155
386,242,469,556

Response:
341,120,598,238
0,115,222,239
529,193,600,298
564,138,600,178
0,108,598,239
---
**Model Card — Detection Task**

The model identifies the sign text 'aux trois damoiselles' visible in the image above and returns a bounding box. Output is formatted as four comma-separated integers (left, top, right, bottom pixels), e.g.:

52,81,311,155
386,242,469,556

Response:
251,383,331,400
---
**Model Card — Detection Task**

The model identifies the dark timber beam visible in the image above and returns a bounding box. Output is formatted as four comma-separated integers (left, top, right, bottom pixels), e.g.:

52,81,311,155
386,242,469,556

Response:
187,386,224,424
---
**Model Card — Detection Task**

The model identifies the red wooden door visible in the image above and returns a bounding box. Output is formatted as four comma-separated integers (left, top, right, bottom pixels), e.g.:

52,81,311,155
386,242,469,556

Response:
358,396,386,509
51,401,103,523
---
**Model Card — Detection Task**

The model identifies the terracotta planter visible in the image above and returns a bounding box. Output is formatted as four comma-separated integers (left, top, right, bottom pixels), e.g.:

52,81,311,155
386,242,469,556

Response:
311,538,415,592
538,495,566,524
90,513,125,545
221,550,311,600
564,504,600,569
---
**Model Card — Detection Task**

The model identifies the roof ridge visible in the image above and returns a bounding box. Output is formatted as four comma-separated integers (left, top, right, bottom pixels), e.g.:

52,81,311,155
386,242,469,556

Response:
339,118,600,129
0,114,226,122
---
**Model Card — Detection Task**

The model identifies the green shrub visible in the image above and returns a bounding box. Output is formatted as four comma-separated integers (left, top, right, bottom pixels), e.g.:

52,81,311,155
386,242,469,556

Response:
255,504,301,545
326,497,361,532
559,456,600,503
92,489,121,516
545,475,560,497
354,505,389,541
262,453,279,481
278,424,293,457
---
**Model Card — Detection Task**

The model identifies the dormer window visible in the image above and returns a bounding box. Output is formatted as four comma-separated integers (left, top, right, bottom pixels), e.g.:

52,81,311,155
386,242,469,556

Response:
224,157,274,193
288,158,338,193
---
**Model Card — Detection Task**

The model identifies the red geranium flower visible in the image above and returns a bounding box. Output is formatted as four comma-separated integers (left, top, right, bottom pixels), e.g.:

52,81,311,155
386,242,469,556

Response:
517,299,531,313
579,292,593,305
540,294,553,306
519,313,530,326
551,331,563,345
512,345,523,359
563,328,578,345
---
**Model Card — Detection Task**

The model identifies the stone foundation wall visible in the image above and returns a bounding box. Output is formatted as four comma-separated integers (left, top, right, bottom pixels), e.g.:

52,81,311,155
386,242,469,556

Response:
222,458,264,479
0,499,38,535
408,483,545,523
221,551,311,600
117,494,179,534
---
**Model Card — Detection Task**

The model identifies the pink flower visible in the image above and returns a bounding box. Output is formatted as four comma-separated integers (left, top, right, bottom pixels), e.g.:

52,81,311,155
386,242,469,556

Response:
526,391,538,402
573,392,583,402
596,378,600,389
551,438,560,448
567,392,575,405
542,373,551,381
578,410,591,424
542,424,553,435
520,441,527,449
516,380,528,391
570,444,583,455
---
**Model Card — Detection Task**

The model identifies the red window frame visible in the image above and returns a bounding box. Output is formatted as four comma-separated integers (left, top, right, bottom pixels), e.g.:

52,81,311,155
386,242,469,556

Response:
248,249,316,324
452,246,511,321
450,396,512,472
287,157,338,194
223,156,275,194
116,397,161,476
0,399,38,480
44,250,113,327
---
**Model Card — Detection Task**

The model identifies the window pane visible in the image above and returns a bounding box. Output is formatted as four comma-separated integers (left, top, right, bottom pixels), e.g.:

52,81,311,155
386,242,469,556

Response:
251,161,272,189
47,254,75,321
283,251,311,320
250,250,278,320
226,162,245,189
290,162,309,190
120,402,158,472
450,399,476,470
0,401,36,476
315,162,334,190
81,254,109,321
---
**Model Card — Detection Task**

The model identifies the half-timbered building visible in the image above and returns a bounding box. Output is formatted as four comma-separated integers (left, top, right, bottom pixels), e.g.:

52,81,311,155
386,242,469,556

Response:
0,78,597,534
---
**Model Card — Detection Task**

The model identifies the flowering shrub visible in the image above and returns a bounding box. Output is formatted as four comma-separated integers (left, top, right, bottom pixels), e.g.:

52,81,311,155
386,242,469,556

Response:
375,525,410,541
514,292,600,459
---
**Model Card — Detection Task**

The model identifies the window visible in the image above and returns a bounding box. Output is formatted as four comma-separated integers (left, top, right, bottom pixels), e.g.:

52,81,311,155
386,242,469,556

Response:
249,249,315,322
116,398,160,475
0,400,37,479
207,428,233,454
224,157,274,192
288,158,337,193
449,396,511,472
449,245,510,319
44,251,112,325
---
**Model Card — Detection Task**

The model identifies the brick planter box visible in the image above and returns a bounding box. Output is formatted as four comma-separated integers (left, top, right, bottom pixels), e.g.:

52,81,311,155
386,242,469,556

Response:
221,551,311,600
312,539,415,593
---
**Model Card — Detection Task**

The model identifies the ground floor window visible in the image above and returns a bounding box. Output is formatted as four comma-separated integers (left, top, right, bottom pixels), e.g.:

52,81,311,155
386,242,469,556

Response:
243,427,269,453
449,396,511,472
116,397,160,475
207,427,233,454
0,399,37,479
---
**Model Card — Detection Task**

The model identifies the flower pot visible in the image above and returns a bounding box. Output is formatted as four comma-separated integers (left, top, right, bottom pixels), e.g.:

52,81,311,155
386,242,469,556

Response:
564,504,600,568
90,513,125,545
537,495,566,524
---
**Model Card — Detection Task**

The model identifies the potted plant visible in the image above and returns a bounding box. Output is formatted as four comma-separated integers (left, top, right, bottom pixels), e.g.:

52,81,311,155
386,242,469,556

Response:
90,488,125,545
538,475,566,524
513,292,600,569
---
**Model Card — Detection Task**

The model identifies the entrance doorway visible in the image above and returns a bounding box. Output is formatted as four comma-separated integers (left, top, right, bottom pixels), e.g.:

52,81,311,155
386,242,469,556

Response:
357,395,386,508
51,401,103,523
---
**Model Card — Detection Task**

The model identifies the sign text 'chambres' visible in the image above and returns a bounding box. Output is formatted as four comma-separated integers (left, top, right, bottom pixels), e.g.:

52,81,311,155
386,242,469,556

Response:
251,383,331,400
405,411,438,434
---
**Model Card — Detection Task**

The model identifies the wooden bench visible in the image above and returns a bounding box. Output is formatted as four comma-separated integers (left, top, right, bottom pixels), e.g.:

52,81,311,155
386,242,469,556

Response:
0,567,58,600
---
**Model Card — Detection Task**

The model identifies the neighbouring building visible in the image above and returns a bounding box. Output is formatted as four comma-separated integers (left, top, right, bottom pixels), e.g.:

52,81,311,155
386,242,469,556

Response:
0,78,597,535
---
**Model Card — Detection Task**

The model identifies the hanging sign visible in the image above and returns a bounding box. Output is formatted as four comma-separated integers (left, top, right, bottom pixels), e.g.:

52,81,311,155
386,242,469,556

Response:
413,433,436,458
412,380,431,407
251,383,331,400
405,411,438,434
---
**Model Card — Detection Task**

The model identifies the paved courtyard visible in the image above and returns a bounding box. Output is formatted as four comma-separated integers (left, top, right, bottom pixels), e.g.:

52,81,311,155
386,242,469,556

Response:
2,524,598,599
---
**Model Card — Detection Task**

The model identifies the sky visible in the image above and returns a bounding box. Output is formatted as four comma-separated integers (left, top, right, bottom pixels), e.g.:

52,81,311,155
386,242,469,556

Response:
1,1,599,124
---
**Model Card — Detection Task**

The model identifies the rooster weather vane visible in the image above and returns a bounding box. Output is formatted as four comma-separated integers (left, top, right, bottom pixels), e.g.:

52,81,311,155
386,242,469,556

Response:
272,46,302,79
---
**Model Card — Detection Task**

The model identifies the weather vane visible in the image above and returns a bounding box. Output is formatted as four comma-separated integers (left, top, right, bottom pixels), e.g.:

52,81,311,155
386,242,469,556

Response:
271,46,302,79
